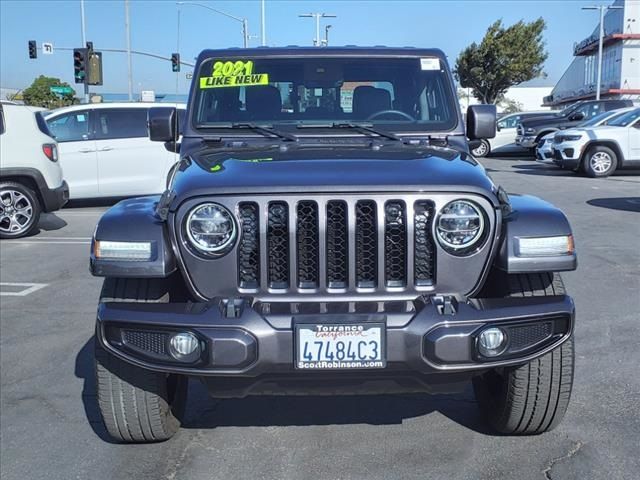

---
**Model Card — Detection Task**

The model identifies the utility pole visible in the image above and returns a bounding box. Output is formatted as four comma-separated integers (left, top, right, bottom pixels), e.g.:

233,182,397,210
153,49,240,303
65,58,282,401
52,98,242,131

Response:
582,5,623,101
177,2,250,48
261,0,266,46
80,0,89,102
125,0,133,101
298,13,336,46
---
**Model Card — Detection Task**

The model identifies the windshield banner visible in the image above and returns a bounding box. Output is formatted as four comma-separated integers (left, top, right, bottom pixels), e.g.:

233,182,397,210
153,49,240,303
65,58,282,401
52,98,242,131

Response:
200,60,269,89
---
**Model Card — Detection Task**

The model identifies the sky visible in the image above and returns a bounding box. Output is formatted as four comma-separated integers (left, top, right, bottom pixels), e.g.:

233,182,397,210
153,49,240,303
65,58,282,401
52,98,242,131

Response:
0,0,606,97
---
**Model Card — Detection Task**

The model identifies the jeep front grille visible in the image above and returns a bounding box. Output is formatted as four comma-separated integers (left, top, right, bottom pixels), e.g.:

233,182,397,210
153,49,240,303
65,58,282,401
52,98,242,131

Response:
237,197,436,293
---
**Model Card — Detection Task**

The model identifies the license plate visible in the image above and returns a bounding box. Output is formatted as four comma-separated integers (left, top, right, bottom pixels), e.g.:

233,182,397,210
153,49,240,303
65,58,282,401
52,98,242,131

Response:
295,323,386,370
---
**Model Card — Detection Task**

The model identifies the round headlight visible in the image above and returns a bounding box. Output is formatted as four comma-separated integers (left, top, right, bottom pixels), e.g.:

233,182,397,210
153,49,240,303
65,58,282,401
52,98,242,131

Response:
436,200,485,253
185,203,237,254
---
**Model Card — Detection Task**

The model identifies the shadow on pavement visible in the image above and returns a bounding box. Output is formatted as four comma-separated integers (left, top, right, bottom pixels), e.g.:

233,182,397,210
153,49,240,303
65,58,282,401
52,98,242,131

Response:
64,197,126,209
38,212,68,231
75,337,115,443
510,164,574,177
587,197,640,213
76,336,496,440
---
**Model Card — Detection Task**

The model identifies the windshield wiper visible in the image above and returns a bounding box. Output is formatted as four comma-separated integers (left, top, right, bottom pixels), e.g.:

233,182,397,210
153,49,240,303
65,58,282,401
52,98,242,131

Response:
297,122,404,142
225,123,298,142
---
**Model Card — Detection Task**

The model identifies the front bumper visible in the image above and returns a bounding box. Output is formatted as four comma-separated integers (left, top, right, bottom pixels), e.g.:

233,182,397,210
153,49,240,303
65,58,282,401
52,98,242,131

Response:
516,135,537,148
96,295,575,394
535,142,555,164
552,141,584,169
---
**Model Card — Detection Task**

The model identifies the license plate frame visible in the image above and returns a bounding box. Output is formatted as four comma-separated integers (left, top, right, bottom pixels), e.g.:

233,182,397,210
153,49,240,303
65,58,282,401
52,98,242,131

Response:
294,321,387,370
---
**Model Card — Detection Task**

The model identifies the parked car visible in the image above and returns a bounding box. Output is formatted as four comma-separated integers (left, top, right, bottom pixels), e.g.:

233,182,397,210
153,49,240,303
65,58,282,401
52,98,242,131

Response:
472,110,556,157
0,103,69,238
45,102,185,199
90,47,577,443
535,107,636,164
551,107,640,177
515,99,634,149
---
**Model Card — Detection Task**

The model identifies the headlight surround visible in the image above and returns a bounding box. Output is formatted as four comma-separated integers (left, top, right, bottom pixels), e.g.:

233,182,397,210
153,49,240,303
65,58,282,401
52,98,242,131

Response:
525,127,536,134
435,200,486,254
559,134,582,142
185,202,237,255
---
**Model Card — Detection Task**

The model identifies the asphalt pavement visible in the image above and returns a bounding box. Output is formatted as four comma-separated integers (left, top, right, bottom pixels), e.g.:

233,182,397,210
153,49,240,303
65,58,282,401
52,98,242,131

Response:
1,157,639,480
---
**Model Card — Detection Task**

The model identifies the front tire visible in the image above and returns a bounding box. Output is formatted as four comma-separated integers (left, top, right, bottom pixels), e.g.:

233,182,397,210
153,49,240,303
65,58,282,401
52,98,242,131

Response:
0,182,41,239
583,145,617,178
95,278,187,443
473,273,574,434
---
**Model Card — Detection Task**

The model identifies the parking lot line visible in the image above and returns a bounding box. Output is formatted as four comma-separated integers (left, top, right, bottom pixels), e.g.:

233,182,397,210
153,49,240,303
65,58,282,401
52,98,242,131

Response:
0,282,49,297
0,240,91,245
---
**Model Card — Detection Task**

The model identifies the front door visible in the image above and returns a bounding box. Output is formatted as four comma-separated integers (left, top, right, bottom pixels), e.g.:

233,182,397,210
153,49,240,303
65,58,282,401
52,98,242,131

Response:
46,109,98,199
92,108,167,197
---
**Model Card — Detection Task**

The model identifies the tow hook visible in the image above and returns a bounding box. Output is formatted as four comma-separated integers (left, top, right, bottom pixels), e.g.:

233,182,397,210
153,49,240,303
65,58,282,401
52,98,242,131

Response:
433,295,458,315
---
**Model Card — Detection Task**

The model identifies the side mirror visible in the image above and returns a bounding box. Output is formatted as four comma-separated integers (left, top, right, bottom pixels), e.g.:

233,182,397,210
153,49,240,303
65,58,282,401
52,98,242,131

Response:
496,123,502,132
467,104,497,140
569,112,585,121
148,107,178,142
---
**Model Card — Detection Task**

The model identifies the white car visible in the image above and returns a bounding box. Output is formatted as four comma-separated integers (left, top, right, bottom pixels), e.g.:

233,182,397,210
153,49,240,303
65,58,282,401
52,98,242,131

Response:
471,110,556,157
551,107,640,177
45,102,185,199
0,103,69,238
535,107,636,164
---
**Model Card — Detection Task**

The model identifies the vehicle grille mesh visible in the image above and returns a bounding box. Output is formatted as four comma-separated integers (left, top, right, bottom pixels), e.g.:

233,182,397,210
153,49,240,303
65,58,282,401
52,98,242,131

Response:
296,201,319,288
509,322,552,351
122,330,168,355
238,202,260,288
267,202,289,288
237,198,436,292
326,201,348,288
356,200,378,288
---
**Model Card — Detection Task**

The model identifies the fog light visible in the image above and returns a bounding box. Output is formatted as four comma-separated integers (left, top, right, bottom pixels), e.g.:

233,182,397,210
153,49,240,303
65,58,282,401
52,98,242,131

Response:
478,327,507,357
168,332,200,360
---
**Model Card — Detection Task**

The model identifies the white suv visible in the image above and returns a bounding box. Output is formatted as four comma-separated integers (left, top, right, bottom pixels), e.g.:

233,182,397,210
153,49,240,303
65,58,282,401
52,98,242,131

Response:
45,102,185,199
0,103,69,238
535,107,636,164
552,107,640,177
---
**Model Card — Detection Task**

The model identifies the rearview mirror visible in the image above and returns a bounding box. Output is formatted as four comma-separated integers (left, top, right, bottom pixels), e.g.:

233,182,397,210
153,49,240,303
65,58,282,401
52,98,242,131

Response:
148,107,179,142
466,104,497,140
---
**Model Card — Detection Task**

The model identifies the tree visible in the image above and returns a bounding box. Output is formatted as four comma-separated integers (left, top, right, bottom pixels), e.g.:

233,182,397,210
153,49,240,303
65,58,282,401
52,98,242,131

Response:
22,75,76,108
499,96,524,114
454,19,547,105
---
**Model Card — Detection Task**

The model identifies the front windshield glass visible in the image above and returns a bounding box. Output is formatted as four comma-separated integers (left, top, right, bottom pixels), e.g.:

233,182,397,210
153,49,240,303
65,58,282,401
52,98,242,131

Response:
192,56,458,132
578,110,615,127
607,108,640,127
556,102,582,117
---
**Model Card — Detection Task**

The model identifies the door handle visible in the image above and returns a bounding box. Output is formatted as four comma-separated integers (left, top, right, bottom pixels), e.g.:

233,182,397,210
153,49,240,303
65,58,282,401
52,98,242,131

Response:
79,148,95,153
100,146,114,151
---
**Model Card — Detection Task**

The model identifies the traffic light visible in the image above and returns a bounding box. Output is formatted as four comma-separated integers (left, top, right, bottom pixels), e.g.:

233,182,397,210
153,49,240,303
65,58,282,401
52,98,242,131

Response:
28,40,37,59
171,53,180,72
73,48,87,84
87,51,103,86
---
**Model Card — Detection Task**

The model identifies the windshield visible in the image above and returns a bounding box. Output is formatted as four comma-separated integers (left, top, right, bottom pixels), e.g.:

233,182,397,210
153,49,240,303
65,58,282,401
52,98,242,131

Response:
555,102,582,117
607,108,640,127
192,56,458,132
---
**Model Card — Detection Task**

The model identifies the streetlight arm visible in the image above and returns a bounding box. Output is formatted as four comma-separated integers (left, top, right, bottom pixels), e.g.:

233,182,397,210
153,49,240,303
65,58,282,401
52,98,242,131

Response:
177,2,244,23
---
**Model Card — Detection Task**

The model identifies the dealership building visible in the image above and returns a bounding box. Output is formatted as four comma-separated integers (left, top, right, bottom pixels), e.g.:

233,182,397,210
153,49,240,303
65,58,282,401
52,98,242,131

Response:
544,0,640,107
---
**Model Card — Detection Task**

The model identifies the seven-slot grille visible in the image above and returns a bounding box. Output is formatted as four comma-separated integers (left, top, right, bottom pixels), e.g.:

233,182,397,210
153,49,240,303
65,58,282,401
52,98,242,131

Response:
237,198,435,292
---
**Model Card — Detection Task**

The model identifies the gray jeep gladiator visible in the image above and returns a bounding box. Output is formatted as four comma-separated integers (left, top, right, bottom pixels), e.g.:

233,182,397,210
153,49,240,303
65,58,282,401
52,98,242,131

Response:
90,47,577,443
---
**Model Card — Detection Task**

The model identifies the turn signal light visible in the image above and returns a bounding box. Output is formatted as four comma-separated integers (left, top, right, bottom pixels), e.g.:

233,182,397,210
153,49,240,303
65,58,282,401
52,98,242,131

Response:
94,240,152,261
515,235,574,257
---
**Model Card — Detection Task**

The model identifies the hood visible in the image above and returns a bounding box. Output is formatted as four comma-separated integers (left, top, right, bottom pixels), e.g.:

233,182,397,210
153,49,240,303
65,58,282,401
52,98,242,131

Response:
520,115,563,129
170,144,498,206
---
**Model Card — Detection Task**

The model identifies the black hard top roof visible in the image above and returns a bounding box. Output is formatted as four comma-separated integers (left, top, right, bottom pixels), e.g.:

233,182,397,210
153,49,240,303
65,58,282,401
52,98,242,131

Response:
196,46,447,62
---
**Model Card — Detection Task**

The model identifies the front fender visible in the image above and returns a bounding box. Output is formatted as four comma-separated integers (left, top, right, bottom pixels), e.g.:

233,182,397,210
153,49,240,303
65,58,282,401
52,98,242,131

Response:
90,196,177,278
496,194,577,273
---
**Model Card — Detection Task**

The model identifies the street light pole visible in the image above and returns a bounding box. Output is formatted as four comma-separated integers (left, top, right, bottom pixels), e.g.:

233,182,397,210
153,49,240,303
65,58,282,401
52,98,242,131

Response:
325,25,332,46
582,5,623,101
125,0,133,101
261,0,266,46
177,2,249,48
298,13,336,47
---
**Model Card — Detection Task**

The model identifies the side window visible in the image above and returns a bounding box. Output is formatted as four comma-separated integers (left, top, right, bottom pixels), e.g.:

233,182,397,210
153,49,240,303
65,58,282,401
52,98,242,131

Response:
94,109,148,140
575,103,600,119
500,115,519,129
46,111,90,142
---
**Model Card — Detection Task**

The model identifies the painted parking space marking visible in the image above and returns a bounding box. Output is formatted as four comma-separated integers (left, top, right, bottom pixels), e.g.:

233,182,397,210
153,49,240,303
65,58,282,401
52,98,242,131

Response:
0,282,49,297
0,237,91,246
